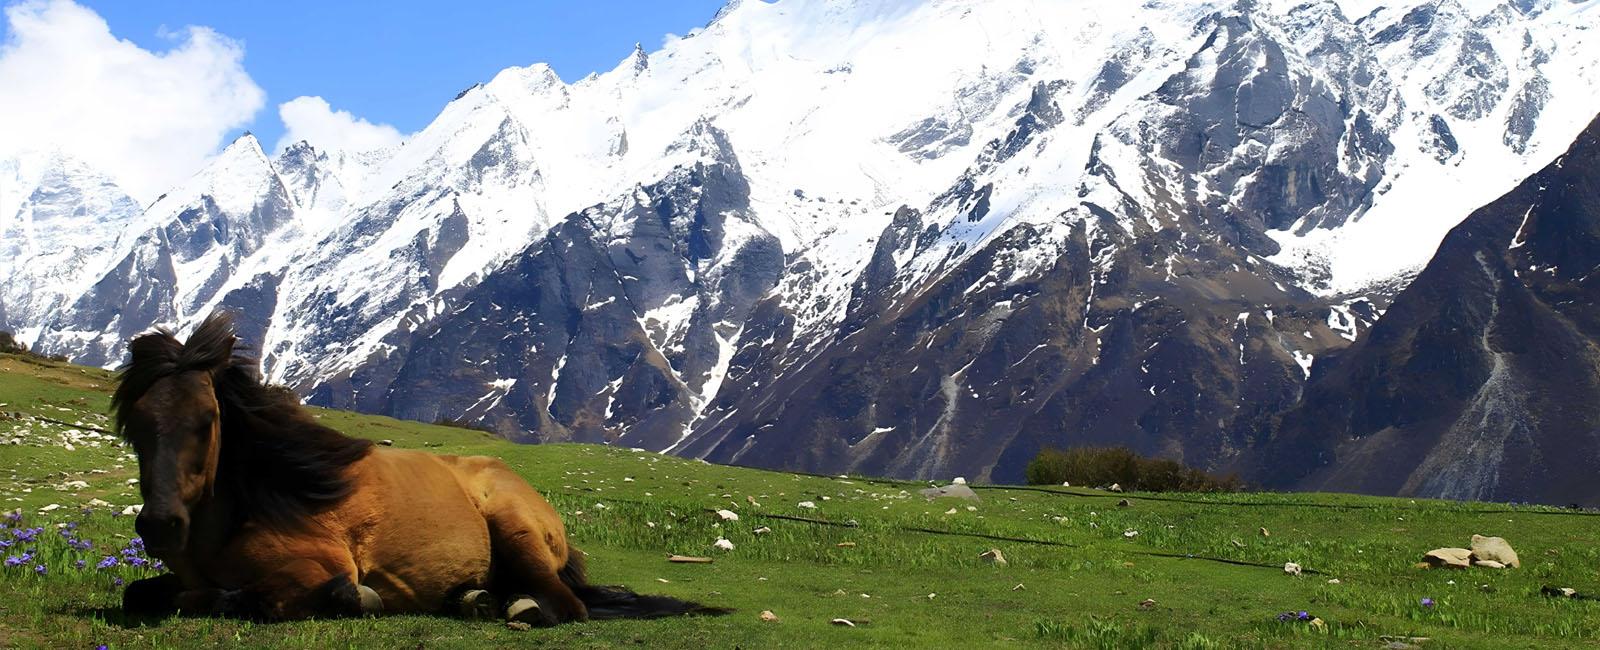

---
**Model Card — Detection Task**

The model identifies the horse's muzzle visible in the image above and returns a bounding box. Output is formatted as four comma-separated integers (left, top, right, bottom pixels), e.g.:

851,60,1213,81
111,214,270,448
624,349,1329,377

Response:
135,509,189,556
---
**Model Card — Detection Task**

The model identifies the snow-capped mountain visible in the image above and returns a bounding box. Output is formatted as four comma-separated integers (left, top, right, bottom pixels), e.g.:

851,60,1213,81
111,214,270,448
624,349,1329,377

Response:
3,0,1598,501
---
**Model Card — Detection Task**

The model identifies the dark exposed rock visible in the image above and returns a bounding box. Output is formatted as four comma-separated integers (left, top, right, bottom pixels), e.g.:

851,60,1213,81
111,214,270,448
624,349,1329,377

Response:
1259,113,1600,505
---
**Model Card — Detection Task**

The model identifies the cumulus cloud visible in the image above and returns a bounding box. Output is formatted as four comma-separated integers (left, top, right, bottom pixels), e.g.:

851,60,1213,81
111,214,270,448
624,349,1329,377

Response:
0,0,265,203
274,95,406,155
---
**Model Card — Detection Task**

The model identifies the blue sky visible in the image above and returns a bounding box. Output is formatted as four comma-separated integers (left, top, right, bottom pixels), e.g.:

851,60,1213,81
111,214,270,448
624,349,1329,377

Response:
60,1,729,148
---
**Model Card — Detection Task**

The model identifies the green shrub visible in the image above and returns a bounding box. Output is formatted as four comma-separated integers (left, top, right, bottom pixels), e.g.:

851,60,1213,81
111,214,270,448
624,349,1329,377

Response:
433,417,497,434
1024,446,1242,492
0,331,24,354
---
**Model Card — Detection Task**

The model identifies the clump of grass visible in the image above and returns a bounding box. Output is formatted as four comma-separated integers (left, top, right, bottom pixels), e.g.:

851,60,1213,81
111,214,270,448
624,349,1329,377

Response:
1033,617,1161,648
1024,446,1242,493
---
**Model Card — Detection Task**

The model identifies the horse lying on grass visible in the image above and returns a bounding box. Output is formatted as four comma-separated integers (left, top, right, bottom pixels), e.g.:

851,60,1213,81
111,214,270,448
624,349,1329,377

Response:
112,313,728,624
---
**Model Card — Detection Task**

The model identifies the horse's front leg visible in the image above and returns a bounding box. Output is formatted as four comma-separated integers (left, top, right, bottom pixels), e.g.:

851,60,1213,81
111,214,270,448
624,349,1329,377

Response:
248,558,383,621
175,587,255,618
122,573,184,617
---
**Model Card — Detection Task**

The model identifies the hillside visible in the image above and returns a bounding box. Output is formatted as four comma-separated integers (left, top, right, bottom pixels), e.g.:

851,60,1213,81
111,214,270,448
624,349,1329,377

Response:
1,354,1596,648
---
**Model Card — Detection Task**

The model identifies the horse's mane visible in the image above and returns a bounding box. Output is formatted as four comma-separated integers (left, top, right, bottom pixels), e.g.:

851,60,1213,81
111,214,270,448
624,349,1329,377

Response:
113,312,373,526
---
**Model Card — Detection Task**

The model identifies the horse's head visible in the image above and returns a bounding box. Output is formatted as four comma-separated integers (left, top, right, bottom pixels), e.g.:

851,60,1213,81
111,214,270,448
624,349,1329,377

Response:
113,314,239,557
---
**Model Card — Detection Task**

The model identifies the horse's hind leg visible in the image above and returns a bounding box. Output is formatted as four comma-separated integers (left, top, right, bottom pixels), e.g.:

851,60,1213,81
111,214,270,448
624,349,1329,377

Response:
478,465,587,626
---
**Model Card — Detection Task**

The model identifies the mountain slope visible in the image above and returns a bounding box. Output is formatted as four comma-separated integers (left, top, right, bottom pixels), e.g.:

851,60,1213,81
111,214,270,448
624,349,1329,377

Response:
1261,112,1600,504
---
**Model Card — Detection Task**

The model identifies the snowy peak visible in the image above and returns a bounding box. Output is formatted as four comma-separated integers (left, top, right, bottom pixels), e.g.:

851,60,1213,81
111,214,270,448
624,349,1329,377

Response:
148,133,285,222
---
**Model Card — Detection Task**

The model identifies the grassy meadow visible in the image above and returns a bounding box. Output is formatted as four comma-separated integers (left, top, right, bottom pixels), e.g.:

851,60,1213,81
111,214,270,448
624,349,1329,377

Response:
1,352,1597,648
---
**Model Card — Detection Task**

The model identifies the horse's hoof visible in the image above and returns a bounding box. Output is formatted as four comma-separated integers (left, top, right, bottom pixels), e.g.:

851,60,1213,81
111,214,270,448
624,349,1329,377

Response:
458,589,498,620
506,595,552,627
356,585,384,616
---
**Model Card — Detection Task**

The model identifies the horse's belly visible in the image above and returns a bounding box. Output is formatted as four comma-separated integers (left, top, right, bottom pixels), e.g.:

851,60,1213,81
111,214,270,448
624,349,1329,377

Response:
355,450,494,613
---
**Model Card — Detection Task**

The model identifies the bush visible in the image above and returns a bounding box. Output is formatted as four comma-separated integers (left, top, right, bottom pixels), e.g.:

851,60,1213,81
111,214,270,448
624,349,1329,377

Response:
0,331,24,354
433,417,497,435
261,383,303,405
1024,446,1242,493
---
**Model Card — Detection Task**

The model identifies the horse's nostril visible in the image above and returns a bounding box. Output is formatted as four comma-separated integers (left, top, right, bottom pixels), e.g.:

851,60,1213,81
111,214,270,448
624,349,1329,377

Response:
134,512,187,549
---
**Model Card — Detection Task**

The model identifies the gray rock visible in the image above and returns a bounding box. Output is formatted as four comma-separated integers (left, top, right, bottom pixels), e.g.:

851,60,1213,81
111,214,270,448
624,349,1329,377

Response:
919,484,979,501
1422,548,1472,569
1469,535,1520,568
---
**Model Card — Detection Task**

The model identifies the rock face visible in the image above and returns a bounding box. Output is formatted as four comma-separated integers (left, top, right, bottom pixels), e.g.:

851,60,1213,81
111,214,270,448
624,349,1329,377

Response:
1261,113,1600,505
3,1,1600,504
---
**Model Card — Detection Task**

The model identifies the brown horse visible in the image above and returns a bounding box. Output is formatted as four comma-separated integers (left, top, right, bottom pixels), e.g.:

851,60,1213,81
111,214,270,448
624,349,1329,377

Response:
112,313,726,624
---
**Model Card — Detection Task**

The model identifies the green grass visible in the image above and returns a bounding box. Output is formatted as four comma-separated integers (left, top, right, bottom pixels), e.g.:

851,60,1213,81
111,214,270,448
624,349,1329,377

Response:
1,352,1596,648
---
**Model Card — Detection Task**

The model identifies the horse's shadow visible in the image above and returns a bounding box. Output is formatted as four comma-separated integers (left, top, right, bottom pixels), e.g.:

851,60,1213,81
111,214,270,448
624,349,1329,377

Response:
60,605,172,629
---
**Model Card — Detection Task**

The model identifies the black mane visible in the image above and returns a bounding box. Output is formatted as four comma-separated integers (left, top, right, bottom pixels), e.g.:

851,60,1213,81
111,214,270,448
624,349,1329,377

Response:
114,312,373,526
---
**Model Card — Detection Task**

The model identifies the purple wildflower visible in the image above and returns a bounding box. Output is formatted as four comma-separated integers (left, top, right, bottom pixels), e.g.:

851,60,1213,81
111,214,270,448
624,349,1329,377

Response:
1297,611,1311,621
75,559,86,570
2,556,20,567
127,557,147,568
0,539,11,549
96,555,118,569
1421,598,1435,608
112,577,124,587
4,511,20,524
151,559,164,571
33,564,45,575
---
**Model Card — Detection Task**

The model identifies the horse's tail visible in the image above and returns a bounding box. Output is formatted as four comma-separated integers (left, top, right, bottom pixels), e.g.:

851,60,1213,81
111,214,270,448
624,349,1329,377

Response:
559,548,733,620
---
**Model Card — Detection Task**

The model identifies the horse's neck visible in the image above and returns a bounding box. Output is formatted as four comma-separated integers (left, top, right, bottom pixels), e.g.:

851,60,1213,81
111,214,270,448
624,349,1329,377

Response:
171,490,239,576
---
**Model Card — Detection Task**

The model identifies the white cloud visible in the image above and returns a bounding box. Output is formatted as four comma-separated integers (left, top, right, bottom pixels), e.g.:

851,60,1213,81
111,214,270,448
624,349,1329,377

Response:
275,95,405,155
0,0,264,203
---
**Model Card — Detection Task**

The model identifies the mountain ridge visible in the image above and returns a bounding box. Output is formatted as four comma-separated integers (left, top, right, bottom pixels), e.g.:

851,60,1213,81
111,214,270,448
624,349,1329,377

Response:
2,0,1598,502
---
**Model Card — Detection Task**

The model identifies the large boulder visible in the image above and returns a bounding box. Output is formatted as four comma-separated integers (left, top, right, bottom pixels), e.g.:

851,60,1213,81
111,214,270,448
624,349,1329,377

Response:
1470,535,1520,568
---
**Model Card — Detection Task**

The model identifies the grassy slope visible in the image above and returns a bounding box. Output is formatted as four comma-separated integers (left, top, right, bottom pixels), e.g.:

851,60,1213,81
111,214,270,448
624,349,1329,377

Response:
0,353,1596,649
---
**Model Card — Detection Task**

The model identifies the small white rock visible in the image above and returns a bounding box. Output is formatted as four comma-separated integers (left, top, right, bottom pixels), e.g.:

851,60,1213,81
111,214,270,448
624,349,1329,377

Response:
121,504,142,516
797,501,817,509
753,526,772,535
713,537,735,551
715,509,740,522
39,503,61,512
1284,562,1303,576
952,477,967,485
